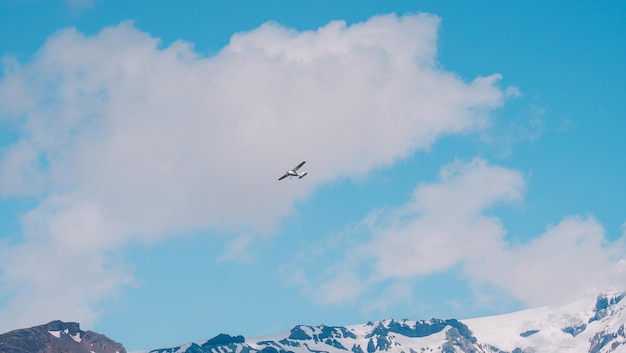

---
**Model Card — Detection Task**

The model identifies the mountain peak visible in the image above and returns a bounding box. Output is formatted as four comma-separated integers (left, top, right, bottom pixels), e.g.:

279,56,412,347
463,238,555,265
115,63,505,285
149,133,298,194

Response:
43,320,82,336
0,320,127,353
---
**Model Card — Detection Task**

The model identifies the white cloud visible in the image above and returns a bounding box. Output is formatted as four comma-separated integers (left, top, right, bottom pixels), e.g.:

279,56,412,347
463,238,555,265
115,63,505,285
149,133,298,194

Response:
0,14,507,329
366,158,524,280
291,158,626,311
0,239,134,330
467,216,626,306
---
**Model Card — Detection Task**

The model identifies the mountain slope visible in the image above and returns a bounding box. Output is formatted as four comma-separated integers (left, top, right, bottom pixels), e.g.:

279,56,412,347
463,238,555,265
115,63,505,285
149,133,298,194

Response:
0,320,127,353
140,292,626,353
466,291,626,353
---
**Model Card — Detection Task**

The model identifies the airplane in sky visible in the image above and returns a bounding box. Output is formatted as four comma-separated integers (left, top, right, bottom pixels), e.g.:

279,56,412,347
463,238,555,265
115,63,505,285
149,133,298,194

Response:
278,161,308,180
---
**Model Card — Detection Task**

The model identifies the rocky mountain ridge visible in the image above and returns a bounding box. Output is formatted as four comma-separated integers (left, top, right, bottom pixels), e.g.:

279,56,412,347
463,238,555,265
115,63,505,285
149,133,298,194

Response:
141,292,626,353
0,320,126,353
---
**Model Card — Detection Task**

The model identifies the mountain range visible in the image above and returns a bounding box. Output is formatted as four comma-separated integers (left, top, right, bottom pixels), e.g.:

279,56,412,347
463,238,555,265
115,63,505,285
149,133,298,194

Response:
2,291,626,353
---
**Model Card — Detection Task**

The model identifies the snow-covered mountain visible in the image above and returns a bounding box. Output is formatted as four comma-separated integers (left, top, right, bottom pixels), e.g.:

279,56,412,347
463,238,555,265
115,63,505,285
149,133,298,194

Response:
138,292,626,353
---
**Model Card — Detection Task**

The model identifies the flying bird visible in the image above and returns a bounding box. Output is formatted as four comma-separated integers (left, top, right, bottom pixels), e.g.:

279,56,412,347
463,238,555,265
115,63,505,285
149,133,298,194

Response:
278,161,308,180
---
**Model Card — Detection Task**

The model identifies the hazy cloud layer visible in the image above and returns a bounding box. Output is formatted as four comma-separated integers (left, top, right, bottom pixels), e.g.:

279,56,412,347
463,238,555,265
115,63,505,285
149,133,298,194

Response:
289,158,625,310
0,14,507,330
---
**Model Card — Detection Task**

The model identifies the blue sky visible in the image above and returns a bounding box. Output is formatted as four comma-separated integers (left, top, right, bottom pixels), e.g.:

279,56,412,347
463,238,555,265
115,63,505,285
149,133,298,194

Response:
1,0,625,351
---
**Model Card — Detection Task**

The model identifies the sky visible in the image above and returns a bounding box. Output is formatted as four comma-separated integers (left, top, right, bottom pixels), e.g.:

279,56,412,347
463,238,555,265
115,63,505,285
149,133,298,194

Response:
0,0,625,351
